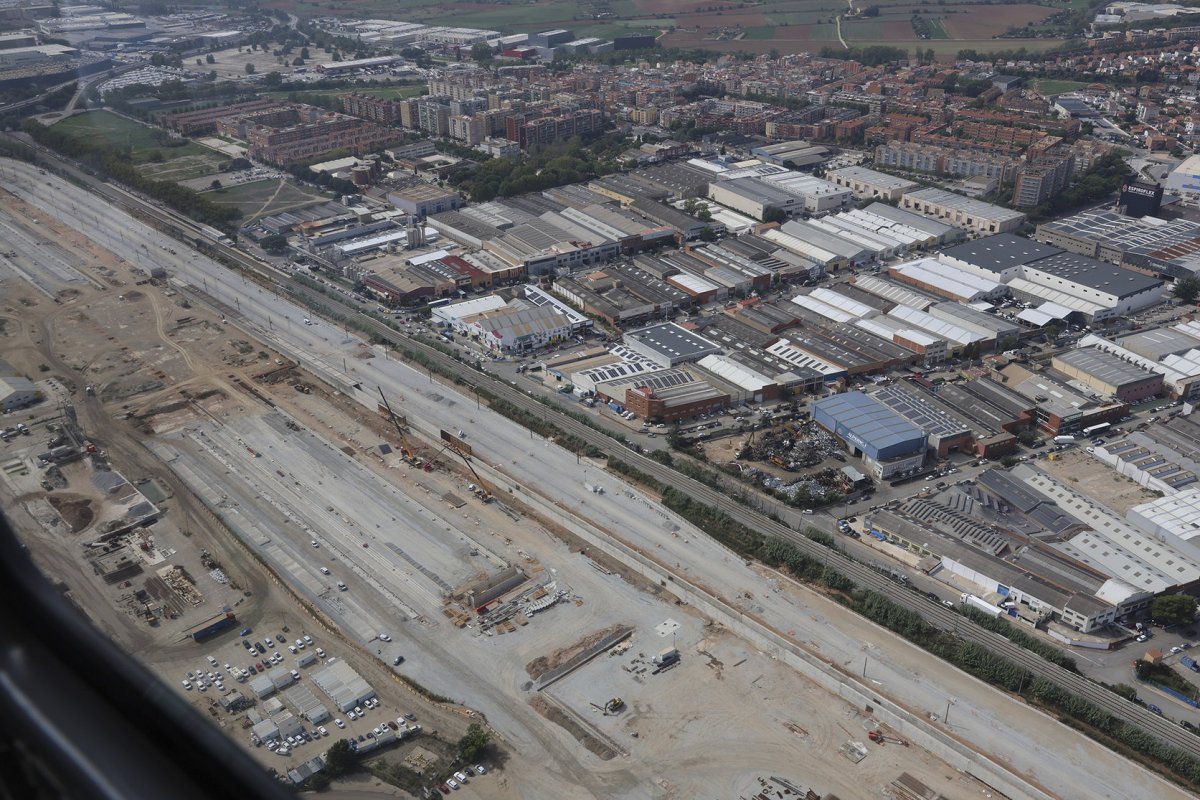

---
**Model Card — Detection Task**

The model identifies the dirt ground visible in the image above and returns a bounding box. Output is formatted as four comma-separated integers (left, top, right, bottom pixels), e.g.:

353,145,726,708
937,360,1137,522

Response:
0,165,1093,800
1038,447,1160,514
204,45,306,81
0,188,484,790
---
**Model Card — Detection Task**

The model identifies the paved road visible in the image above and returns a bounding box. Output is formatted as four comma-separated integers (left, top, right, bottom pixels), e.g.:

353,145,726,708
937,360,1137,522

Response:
5,156,1200,798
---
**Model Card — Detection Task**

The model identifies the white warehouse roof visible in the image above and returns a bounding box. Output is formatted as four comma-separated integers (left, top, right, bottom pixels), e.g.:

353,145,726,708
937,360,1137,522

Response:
893,258,1004,301
766,338,844,377
1007,277,1106,316
697,354,774,391
887,304,984,346
809,287,880,319
791,295,858,324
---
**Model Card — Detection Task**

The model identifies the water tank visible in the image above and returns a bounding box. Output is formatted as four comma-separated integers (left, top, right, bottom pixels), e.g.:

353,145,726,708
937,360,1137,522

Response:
351,166,371,186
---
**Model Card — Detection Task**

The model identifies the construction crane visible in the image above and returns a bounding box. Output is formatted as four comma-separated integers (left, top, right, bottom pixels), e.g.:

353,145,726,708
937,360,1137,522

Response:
377,388,422,467
423,440,494,502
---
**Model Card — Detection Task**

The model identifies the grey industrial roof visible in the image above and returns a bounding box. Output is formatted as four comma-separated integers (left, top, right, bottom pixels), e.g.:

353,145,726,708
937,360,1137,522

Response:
624,322,720,361
863,202,959,239
1117,327,1200,361
939,233,1062,274
714,176,799,206
813,391,924,450
977,468,1077,534
872,383,971,439
1026,252,1161,298
1054,347,1156,388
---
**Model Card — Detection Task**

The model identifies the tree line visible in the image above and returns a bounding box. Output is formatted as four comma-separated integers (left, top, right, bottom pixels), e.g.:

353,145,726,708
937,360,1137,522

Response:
20,120,239,230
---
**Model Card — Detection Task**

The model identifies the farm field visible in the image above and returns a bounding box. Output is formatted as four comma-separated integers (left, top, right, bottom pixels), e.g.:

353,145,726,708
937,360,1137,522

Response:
51,111,226,180
278,0,1062,57
201,178,329,221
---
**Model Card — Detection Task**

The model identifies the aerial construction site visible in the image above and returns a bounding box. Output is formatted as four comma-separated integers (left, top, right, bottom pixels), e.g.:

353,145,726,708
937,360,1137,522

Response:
0,158,1193,800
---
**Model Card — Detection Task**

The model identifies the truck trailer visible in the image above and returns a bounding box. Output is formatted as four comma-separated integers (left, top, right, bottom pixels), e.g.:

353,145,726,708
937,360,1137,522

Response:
960,594,1004,618
190,612,238,643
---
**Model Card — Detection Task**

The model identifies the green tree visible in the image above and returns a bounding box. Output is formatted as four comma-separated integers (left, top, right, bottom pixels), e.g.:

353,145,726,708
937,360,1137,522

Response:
1173,275,1200,304
244,63,256,75
457,722,491,762
698,226,718,242
324,739,356,777
260,234,288,253
762,207,788,224
471,42,492,62
263,71,283,87
1152,594,1197,626
205,53,215,64
301,47,310,59
209,179,222,190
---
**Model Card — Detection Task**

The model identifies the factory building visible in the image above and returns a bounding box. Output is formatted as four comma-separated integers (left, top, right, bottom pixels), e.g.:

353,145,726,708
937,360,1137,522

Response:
1125,489,1200,566
939,234,1163,321
622,322,721,367
1051,348,1163,403
1094,421,1200,495
1079,334,1200,401
899,188,1026,235
812,391,927,479
888,257,1007,304
866,508,1123,633
386,185,463,217
997,363,1127,435
1013,464,1200,597
825,165,918,203
849,275,935,312
623,380,730,422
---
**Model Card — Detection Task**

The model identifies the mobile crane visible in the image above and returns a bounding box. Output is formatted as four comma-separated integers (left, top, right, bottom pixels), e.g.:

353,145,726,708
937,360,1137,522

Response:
425,440,494,502
377,388,423,468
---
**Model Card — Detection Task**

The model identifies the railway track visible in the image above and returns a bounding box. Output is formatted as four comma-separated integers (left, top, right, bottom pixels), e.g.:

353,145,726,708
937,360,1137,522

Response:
14,150,1200,761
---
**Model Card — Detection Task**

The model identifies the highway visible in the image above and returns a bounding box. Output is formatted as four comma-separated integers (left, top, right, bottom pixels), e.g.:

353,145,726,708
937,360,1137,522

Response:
7,145,1200,767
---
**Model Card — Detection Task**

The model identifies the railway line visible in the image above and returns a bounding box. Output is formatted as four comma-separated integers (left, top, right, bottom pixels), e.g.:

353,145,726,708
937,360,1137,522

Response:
12,147,1200,762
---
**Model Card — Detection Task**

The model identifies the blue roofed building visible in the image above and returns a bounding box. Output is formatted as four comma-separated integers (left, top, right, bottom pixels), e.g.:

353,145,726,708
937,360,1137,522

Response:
812,391,927,479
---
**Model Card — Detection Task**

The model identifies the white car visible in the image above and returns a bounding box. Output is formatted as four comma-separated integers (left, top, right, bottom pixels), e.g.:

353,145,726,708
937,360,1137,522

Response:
315,648,325,658
310,540,319,548
288,645,298,654
291,670,301,681
446,778,459,790
334,719,345,729
303,635,313,645
317,726,328,737
348,710,358,721
474,765,487,775
181,680,192,690
320,567,331,575
454,771,469,783
354,706,364,715
378,633,391,642
295,639,305,649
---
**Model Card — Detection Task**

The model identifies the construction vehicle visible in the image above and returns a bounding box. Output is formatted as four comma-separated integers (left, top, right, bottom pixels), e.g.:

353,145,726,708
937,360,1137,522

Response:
424,437,494,502
377,388,422,467
605,697,625,713
867,730,908,746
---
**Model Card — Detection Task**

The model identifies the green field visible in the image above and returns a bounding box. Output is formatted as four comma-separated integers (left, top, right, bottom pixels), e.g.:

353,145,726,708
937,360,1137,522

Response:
52,110,225,179
926,18,950,38
202,178,329,221
742,26,776,40
53,110,167,153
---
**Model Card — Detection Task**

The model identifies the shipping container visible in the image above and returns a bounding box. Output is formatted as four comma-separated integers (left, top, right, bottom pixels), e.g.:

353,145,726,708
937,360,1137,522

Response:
191,612,238,643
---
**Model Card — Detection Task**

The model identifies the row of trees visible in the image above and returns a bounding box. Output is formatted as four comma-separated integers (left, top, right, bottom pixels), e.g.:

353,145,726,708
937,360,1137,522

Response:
19,120,238,229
